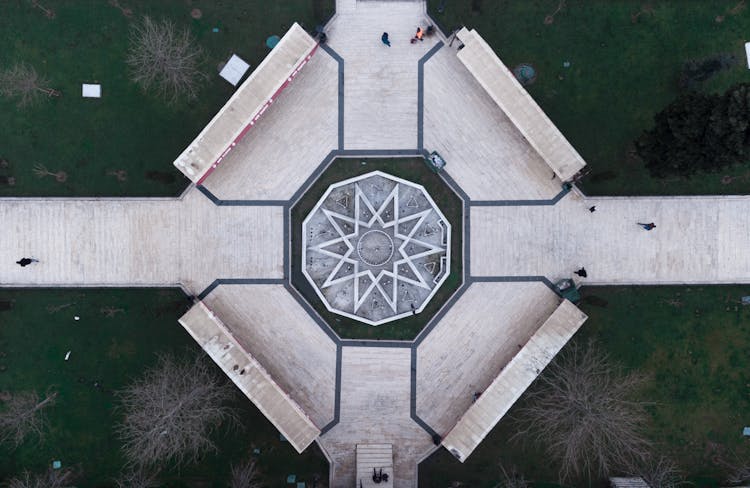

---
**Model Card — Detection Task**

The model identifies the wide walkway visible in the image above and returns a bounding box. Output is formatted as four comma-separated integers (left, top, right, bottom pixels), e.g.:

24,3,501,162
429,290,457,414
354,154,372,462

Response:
0,187,284,295
318,346,435,488
327,0,438,150
471,191,750,284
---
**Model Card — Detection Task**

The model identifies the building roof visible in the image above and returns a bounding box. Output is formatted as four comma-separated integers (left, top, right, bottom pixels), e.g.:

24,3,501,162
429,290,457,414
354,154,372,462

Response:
178,302,320,453
173,22,317,184
455,28,587,182
441,299,588,461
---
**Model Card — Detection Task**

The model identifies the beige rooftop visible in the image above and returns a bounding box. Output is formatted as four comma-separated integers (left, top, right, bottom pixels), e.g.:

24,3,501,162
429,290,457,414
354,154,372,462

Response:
173,23,317,184
1,1,749,487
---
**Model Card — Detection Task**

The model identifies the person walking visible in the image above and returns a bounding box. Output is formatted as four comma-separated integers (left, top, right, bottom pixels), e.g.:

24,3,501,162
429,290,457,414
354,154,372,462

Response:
15,257,39,267
588,205,596,213
637,222,656,231
574,267,587,278
414,27,424,41
381,32,391,47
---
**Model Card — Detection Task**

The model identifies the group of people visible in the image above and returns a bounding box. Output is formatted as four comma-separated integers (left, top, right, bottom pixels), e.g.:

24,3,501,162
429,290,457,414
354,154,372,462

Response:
381,26,433,47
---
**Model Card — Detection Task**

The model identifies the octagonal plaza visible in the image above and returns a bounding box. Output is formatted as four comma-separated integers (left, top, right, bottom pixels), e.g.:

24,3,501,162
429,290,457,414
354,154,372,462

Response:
2,1,750,487
303,171,450,325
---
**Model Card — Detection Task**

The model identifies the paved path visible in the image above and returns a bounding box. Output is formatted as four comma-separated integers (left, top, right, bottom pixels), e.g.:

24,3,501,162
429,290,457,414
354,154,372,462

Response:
202,284,338,428
0,187,284,295
471,191,750,285
416,282,560,436
201,49,339,201
2,0,750,487
424,42,563,200
318,346,435,488
327,0,438,150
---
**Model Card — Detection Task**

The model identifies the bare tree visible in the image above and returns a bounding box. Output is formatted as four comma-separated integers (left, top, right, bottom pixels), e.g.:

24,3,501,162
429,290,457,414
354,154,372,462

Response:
230,458,262,488
722,451,750,486
495,464,528,488
116,353,235,468
0,389,57,448
513,340,651,482
727,464,750,485
5,467,73,488
0,63,60,107
114,467,161,488
633,456,686,488
126,16,206,103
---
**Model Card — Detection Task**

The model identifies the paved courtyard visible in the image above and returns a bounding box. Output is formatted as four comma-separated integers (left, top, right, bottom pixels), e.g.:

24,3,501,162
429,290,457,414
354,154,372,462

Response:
1,1,749,487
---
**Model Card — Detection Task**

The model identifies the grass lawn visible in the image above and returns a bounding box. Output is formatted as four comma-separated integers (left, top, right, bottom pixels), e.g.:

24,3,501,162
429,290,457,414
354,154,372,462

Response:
0,289,328,486
291,157,464,341
428,0,750,196
0,0,333,197
419,285,750,487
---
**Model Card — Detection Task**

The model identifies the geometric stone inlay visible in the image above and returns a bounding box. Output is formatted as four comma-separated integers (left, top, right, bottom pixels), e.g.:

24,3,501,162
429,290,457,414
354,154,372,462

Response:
302,171,451,325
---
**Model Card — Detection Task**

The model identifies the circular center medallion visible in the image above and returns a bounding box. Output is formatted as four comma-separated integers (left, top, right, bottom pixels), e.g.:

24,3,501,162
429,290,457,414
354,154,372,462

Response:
357,230,394,266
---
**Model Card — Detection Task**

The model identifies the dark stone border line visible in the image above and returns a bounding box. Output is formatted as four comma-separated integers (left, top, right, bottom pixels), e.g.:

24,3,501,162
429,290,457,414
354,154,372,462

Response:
283,203,291,280
196,184,287,206
197,278,286,300
289,151,338,206
337,148,423,156
412,278,471,348
320,343,343,435
188,42,580,442
319,44,345,150
340,340,412,348
470,275,560,296
432,166,471,284
417,42,444,150
411,347,440,439
469,184,571,207
283,282,342,343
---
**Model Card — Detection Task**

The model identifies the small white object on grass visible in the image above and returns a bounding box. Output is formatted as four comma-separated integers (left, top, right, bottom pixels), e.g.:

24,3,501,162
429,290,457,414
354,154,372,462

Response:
82,83,101,98
74,315,80,321
64,351,71,361
745,42,750,69
219,54,250,86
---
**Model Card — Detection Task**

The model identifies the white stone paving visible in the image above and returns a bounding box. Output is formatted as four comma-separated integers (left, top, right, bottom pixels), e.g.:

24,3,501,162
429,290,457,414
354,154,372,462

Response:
318,346,435,488
327,1,439,150
0,187,283,295
470,191,750,285
1,1,749,486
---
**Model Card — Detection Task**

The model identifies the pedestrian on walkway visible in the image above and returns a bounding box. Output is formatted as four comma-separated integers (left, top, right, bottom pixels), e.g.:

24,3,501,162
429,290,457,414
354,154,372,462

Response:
637,222,656,231
381,32,391,47
415,27,424,41
16,257,39,267
588,205,596,213
574,267,587,278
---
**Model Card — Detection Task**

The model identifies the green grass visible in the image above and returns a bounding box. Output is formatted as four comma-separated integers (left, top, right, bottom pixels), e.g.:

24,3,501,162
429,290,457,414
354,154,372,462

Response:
419,285,750,487
0,0,333,197
428,0,750,196
291,158,464,341
0,288,328,486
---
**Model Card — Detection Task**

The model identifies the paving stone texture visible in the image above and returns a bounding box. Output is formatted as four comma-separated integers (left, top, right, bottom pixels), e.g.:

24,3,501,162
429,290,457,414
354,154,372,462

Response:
1,1,748,486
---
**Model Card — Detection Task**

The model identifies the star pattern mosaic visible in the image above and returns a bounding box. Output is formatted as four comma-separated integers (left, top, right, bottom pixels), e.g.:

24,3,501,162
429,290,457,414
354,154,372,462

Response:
302,172,451,325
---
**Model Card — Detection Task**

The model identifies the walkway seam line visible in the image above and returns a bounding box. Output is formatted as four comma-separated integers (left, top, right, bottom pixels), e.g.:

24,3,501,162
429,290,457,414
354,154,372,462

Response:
417,42,444,150
319,43,345,150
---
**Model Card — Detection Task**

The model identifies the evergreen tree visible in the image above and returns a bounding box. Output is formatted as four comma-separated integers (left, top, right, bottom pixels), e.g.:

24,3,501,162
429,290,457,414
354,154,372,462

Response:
636,83,750,177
